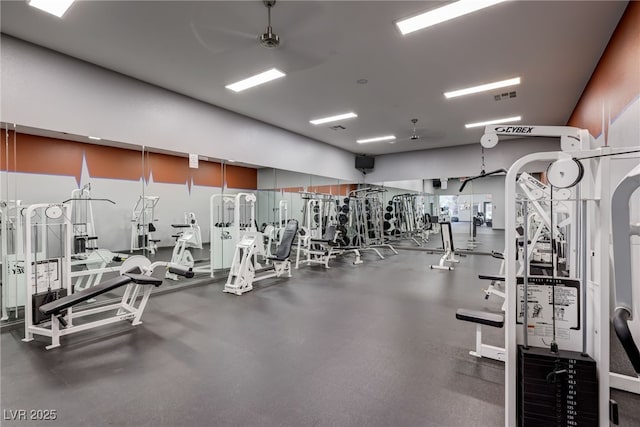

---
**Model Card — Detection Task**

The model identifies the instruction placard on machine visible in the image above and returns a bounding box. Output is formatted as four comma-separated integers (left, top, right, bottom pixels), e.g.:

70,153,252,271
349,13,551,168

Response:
516,277,580,342
29,259,61,294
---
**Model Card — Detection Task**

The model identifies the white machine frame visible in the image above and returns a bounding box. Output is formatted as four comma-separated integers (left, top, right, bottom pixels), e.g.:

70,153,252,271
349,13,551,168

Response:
223,232,292,295
21,202,179,350
430,222,459,270
208,192,257,277
484,124,640,426
166,212,203,280
130,195,160,254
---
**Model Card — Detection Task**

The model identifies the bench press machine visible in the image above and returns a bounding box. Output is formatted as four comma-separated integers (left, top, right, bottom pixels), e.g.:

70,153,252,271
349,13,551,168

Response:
224,219,298,295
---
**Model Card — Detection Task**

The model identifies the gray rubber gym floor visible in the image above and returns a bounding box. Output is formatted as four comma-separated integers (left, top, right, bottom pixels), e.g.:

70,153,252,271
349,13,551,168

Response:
2,248,639,426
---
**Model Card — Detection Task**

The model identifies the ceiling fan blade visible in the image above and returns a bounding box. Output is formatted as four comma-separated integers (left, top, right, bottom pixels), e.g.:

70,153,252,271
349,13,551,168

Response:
190,22,256,55
395,129,446,143
269,43,334,72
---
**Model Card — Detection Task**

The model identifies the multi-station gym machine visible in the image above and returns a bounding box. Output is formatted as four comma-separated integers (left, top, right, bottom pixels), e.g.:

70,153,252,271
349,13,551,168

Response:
478,124,639,426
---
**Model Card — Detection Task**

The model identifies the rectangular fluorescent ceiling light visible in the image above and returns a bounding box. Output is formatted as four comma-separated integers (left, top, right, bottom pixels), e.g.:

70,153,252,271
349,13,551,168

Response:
29,0,75,18
396,0,508,35
357,135,396,144
225,68,285,92
88,136,101,140
445,77,520,99
310,112,358,125
465,115,521,129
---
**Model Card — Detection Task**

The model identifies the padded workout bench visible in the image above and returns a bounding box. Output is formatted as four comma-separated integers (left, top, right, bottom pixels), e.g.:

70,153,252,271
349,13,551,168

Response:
25,259,193,350
456,308,505,361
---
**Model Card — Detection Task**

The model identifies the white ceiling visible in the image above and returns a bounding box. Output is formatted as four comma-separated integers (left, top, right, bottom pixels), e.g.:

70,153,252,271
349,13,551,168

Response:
0,1,627,155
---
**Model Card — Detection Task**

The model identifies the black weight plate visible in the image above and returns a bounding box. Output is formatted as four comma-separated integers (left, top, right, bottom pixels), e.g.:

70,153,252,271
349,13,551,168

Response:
383,221,391,230
386,206,393,212
384,213,392,220
343,198,350,205
342,236,350,246
341,205,350,214
388,201,394,206
313,205,320,213
314,214,320,223
338,214,348,225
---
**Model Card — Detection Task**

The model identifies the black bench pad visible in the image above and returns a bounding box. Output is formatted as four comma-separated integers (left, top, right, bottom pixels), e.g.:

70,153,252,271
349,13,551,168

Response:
124,273,163,286
479,274,505,281
39,275,133,316
456,309,504,328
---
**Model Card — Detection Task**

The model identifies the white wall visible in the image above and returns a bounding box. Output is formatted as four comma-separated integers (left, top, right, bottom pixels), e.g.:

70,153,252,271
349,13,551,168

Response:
257,168,353,189
364,137,561,182
0,36,361,182
371,180,423,193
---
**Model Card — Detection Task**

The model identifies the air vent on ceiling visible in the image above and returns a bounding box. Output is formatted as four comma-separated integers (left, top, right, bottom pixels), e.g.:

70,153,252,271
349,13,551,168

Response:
494,91,517,101
329,125,347,130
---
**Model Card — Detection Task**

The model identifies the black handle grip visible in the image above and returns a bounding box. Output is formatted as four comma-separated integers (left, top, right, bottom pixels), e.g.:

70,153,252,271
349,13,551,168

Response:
612,307,640,375
168,266,194,278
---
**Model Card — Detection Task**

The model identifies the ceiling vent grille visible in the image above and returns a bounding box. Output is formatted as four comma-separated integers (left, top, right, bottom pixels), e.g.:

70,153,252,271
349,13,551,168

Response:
329,125,346,130
494,91,517,101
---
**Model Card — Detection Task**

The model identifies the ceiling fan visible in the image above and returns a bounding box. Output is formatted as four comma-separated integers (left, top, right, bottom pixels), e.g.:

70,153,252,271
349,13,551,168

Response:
189,1,332,73
392,119,444,144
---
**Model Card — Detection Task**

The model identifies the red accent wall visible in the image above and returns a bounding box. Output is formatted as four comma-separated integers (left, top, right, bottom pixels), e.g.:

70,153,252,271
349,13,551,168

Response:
567,2,640,137
0,131,256,189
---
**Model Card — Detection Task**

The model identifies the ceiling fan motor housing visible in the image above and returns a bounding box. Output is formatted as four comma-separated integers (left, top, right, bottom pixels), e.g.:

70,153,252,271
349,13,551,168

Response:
259,30,280,48
260,1,280,48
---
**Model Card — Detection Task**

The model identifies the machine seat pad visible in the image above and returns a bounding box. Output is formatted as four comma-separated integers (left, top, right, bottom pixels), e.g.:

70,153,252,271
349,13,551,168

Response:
124,273,163,286
171,224,191,228
456,308,504,328
39,275,133,316
270,220,299,261
478,274,505,281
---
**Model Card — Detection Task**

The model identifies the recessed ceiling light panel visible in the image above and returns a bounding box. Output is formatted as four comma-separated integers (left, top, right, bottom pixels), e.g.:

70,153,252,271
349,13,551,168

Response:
29,0,75,18
465,115,521,129
225,68,285,92
445,77,521,99
310,112,358,125
88,136,101,140
357,135,396,144
396,0,509,36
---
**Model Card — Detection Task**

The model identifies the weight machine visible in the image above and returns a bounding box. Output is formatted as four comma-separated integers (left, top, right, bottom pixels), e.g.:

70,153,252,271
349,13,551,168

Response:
69,183,98,254
166,212,203,280
208,192,257,276
0,200,46,320
429,222,459,271
21,200,194,349
479,124,640,426
224,219,298,295
344,187,397,258
130,195,160,254
386,193,428,246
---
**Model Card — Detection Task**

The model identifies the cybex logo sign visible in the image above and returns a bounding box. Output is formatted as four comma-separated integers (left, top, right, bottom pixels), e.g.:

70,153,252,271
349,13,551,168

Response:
494,126,534,133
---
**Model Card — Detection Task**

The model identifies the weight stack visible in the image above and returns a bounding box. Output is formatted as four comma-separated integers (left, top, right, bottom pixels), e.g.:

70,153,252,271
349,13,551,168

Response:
517,346,598,426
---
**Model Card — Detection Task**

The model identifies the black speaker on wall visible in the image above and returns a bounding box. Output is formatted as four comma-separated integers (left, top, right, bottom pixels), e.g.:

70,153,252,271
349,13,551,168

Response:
433,179,442,189
355,155,374,173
